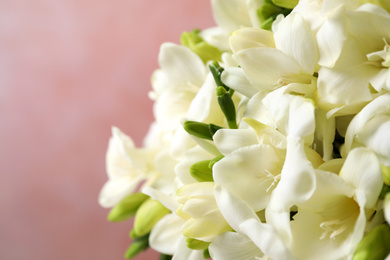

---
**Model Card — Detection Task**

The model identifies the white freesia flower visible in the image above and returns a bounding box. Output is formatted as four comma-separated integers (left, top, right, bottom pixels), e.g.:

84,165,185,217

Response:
210,184,294,260
268,144,383,259
345,93,390,165
99,127,156,208
176,182,231,242
316,4,390,112
230,12,318,92
151,43,207,133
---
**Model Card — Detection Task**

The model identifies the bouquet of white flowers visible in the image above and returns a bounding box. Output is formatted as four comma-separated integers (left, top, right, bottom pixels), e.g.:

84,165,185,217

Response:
99,0,390,259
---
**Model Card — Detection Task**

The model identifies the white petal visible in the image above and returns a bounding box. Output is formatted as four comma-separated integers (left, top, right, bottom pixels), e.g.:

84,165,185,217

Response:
214,184,260,232
142,187,179,212
229,27,275,53
221,67,258,98
149,214,185,255
209,232,263,260
98,175,143,208
266,137,316,242
199,26,230,52
340,148,383,208
214,144,284,211
213,128,258,156
159,43,206,87
172,235,204,260
239,219,294,260
274,13,317,74
211,0,252,32
234,47,301,91
316,6,346,67
345,93,390,152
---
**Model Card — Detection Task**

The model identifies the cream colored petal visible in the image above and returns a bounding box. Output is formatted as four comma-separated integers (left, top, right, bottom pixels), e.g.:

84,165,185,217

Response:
209,231,263,260
340,148,383,208
213,128,258,156
234,47,301,91
211,0,252,32
159,43,206,87
214,184,260,232
221,67,258,98
214,144,284,211
149,214,185,255
230,27,275,53
274,12,317,74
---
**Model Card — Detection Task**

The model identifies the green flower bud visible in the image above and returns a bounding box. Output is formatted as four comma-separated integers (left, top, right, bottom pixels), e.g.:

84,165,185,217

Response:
217,86,237,129
107,192,149,222
208,155,224,169
381,164,390,186
190,160,214,182
181,29,223,64
272,0,298,9
132,199,171,238
183,121,222,140
353,224,390,260
256,2,292,31
124,233,149,259
160,254,173,260
186,238,210,250
203,248,211,259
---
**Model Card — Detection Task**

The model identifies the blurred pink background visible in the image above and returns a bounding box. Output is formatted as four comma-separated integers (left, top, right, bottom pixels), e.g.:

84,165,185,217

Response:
0,1,214,259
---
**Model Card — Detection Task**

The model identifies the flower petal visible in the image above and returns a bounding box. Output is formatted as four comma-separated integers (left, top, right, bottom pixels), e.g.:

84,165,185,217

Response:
209,231,263,260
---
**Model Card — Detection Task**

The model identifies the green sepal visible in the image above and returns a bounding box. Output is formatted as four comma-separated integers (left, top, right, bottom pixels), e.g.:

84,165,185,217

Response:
107,192,149,222
208,155,224,169
124,233,150,259
217,86,237,129
381,164,390,186
186,238,211,250
190,160,214,182
353,224,390,260
203,248,211,259
160,254,173,260
209,61,229,91
184,121,223,140
132,198,171,238
181,29,223,64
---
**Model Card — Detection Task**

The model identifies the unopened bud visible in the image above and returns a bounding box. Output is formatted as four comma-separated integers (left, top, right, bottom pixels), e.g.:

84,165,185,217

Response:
183,121,222,140
108,192,149,222
124,233,149,259
352,224,390,260
133,199,170,238
186,238,210,250
217,86,237,129
181,29,223,64
190,160,214,182
381,164,390,186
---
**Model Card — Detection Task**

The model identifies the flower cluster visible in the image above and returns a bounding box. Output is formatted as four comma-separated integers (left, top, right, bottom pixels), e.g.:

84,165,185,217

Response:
99,0,390,259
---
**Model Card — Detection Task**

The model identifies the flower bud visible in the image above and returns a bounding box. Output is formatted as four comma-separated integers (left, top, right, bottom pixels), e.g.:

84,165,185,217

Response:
124,233,149,259
183,121,222,140
352,224,390,260
186,238,210,250
132,199,170,238
190,160,214,182
381,164,390,186
181,29,223,64
107,192,149,222
272,0,298,9
217,86,237,129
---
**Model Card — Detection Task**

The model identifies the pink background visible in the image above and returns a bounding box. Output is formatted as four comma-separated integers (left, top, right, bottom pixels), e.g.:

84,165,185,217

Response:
0,1,214,259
